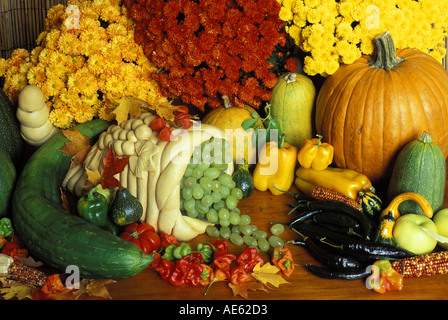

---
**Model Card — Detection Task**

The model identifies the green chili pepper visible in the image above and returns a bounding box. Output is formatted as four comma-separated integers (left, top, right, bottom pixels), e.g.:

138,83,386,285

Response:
162,244,177,261
77,187,118,235
197,243,214,264
0,217,13,237
173,243,192,260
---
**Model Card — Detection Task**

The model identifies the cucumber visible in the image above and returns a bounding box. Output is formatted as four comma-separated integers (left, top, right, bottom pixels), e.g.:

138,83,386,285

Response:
12,119,153,279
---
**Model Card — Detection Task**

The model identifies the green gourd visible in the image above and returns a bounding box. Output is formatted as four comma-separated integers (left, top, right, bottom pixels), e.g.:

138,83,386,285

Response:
0,147,16,218
232,160,254,198
387,131,446,215
110,188,144,226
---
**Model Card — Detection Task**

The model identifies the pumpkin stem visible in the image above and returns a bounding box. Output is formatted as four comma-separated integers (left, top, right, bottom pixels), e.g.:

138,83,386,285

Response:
419,131,432,144
368,31,405,70
283,72,297,84
222,95,232,109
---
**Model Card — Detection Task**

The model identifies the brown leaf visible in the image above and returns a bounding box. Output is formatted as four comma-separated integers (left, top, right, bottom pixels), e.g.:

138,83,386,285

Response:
251,262,289,288
228,281,268,299
74,279,116,299
0,283,34,300
59,127,92,168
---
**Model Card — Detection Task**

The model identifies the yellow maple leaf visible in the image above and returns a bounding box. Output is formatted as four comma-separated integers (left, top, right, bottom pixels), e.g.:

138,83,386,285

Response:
112,96,152,125
85,168,102,187
59,127,92,168
251,262,290,288
155,101,180,121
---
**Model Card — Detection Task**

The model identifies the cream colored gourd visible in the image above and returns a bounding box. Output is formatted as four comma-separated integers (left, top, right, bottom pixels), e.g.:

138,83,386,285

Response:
17,85,59,146
63,112,233,241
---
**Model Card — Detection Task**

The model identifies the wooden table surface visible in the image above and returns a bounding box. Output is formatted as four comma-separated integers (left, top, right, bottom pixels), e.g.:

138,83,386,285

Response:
80,185,448,301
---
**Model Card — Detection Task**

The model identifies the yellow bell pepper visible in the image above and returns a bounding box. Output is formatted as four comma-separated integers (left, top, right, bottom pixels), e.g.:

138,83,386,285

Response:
295,166,372,200
253,138,298,196
297,135,334,170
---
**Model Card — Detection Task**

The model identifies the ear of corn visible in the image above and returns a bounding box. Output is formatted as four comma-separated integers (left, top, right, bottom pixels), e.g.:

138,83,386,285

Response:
8,261,48,287
311,185,362,210
390,251,448,278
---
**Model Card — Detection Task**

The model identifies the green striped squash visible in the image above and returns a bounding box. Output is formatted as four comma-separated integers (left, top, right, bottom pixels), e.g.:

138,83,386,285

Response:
269,72,316,148
387,131,446,215
0,146,16,218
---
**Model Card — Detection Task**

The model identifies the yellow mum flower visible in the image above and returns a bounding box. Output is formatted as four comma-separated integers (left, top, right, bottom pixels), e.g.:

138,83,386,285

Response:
304,0,321,9
49,104,74,129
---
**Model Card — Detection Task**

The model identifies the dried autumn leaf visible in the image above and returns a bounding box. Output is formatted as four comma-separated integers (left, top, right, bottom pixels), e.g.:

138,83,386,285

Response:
0,283,33,300
155,101,179,122
228,281,268,299
251,262,289,288
74,279,116,299
100,147,130,189
112,96,151,125
85,168,102,187
59,127,92,168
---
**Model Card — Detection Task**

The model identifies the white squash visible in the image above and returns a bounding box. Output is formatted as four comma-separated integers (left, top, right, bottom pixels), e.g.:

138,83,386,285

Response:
17,85,59,146
63,112,234,241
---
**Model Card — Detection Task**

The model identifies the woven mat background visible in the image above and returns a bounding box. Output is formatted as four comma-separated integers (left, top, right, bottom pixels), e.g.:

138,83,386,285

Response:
0,0,67,59
0,0,447,71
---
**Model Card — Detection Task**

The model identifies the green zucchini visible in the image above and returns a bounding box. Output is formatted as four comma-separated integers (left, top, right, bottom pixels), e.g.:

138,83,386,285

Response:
232,160,254,198
0,147,16,218
12,119,153,279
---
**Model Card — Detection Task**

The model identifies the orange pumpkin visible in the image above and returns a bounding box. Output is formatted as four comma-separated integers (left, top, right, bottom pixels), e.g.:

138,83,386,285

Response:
315,31,448,185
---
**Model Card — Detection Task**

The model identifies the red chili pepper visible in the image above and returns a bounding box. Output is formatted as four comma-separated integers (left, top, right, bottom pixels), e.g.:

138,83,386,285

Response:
237,247,264,273
229,265,252,285
9,248,28,262
155,258,175,282
210,240,228,257
158,126,173,141
1,241,19,255
199,264,215,286
272,247,295,277
160,232,180,248
174,105,189,115
149,117,166,131
169,258,203,287
41,274,66,295
211,253,236,280
149,252,162,269
174,112,191,129
182,252,205,265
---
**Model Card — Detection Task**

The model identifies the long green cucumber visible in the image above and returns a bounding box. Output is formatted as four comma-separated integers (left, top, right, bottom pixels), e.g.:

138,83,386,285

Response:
12,119,153,279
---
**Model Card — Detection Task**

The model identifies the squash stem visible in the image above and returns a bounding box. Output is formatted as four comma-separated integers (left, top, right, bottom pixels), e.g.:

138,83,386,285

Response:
368,31,405,70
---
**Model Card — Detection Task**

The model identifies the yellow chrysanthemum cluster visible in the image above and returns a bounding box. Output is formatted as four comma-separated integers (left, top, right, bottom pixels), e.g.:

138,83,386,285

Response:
277,0,448,76
0,0,168,129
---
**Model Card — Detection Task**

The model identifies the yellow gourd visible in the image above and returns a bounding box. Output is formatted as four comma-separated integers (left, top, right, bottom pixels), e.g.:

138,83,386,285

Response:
202,96,263,165
17,85,59,146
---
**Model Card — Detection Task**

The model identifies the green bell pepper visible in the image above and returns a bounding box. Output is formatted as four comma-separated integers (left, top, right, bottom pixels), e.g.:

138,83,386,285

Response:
77,187,118,236
0,217,13,237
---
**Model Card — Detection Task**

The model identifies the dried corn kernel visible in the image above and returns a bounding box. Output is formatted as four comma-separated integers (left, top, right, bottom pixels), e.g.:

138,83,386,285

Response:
311,185,362,210
391,251,448,278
